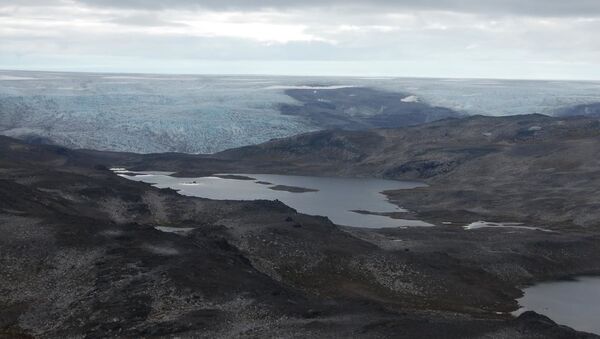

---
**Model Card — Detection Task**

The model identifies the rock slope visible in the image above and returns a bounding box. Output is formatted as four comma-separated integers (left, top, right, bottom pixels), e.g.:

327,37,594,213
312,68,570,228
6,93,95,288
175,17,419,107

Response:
1,136,598,338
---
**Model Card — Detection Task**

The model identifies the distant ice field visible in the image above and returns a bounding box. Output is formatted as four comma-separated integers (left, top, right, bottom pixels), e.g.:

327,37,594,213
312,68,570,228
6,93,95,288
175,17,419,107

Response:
1,70,600,153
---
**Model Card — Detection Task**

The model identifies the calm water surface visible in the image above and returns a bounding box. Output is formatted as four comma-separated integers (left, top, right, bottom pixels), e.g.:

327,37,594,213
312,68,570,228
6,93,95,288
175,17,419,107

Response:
122,172,432,228
515,276,600,335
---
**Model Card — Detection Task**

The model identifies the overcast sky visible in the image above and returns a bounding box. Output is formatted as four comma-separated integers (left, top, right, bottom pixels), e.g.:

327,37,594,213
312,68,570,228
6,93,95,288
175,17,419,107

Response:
1,0,600,79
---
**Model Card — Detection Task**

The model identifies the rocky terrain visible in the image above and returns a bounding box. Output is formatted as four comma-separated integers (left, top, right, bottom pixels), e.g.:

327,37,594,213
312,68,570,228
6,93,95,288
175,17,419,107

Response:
80,114,600,228
557,103,600,118
2,112,600,337
193,114,600,229
279,87,461,130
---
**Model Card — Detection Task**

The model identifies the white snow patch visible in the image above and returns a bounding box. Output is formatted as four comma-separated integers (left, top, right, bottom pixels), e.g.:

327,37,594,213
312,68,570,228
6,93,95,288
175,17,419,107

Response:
154,226,195,235
464,221,552,232
401,95,419,103
109,167,128,173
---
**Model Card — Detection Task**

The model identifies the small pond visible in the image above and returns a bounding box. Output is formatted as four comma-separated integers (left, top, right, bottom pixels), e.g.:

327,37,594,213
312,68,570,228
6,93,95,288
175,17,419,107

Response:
515,276,600,335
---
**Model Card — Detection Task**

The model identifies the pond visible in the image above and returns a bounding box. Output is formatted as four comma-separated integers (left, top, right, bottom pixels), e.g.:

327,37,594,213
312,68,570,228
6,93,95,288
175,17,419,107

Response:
515,276,600,335
118,171,432,228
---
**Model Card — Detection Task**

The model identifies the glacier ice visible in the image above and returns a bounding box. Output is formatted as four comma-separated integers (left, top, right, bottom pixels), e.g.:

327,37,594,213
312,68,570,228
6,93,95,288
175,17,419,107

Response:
1,70,600,154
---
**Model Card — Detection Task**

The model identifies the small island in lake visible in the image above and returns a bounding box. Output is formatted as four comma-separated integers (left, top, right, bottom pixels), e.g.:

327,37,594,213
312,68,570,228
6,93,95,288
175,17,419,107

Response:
268,185,319,193
213,174,256,180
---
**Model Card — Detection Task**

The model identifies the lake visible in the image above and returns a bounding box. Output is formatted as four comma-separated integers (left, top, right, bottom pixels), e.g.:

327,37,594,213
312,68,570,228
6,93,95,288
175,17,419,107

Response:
118,171,432,228
515,276,600,335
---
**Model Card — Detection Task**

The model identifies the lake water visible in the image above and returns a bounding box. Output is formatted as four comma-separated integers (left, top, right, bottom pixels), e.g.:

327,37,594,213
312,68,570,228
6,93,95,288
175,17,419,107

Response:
515,276,600,335
119,171,433,228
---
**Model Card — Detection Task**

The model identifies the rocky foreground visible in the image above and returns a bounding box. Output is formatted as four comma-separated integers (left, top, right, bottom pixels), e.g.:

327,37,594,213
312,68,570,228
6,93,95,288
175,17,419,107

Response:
1,114,600,338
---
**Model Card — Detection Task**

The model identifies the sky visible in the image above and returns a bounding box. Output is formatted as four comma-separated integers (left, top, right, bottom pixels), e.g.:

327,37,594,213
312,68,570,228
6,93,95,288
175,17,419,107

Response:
1,0,600,79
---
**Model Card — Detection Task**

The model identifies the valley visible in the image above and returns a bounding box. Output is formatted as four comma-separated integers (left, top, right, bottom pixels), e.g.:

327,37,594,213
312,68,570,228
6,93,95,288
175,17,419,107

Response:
2,112,600,337
4,0,600,336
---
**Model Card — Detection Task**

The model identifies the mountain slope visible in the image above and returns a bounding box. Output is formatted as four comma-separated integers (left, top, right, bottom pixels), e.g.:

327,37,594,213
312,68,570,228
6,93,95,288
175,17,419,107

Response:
206,114,600,227
279,87,461,130
556,102,600,118
1,135,599,338
91,114,600,228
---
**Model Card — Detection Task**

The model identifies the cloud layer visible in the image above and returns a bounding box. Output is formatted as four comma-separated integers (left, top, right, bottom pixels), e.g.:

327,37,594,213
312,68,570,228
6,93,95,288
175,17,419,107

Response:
73,0,600,17
1,0,600,79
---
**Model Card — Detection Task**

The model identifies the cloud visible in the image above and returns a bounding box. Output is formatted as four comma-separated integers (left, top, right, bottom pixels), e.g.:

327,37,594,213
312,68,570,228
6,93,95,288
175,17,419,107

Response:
107,13,187,27
74,0,600,17
1,0,600,79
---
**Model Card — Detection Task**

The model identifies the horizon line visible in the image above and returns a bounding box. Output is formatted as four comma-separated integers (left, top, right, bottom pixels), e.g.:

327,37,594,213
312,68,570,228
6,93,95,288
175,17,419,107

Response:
2,67,600,83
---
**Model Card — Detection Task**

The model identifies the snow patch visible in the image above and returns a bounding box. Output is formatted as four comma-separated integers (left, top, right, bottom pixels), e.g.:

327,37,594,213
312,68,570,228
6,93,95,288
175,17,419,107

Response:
464,221,551,232
109,167,128,173
154,226,195,235
401,95,419,103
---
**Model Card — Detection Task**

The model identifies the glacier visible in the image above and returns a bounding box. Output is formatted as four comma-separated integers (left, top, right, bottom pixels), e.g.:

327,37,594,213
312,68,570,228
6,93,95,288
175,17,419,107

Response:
1,70,600,154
